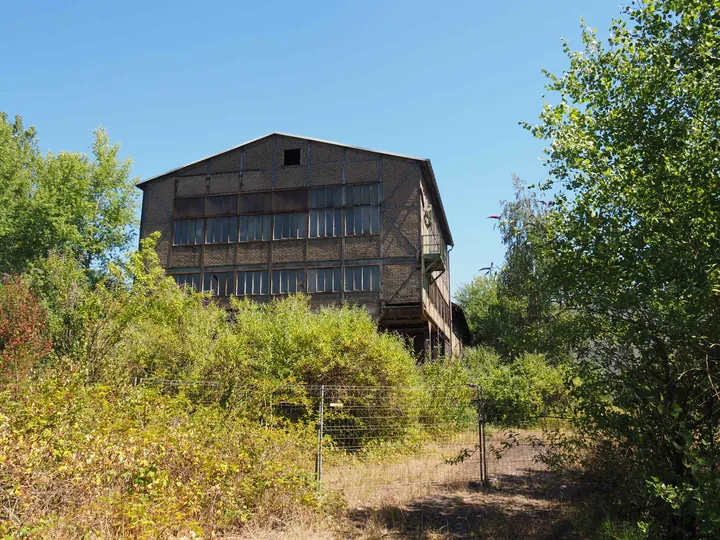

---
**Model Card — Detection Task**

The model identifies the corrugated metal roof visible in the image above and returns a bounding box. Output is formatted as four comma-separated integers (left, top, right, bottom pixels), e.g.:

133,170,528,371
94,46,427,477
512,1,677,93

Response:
136,132,453,245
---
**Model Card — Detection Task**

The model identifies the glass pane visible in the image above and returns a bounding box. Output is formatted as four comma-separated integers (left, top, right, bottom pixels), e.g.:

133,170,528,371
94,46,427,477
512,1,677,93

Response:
297,270,305,292
191,274,201,290
207,219,216,243
345,268,353,291
274,215,283,239
317,188,326,209
272,271,281,294
298,212,306,238
262,215,271,240
253,272,261,294
309,210,318,237
229,217,238,242
237,273,246,295
346,208,354,235
354,267,362,291
346,187,354,206
370,184,379,205
219,218,227,242
261,272,268,295
310,188,319,209
203,274,212,293
361,208,370,234
317,269,324,292
195,220,204,244
371,266,379,290
174,223,182,245
363,267,371,291
354,208,362,235
333,268,341,291
308,269,317,293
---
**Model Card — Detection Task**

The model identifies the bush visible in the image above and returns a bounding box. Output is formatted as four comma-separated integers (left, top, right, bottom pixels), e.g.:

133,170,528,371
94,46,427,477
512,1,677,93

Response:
0,376,323,538
421,347,568,425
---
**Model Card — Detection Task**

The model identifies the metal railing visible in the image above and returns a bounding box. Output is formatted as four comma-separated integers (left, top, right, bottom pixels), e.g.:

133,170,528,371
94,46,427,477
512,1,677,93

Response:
422,234,447,267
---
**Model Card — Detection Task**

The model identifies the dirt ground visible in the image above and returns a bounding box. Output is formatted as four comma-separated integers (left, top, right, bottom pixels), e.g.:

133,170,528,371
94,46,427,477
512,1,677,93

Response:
237,432,588,539
342,469,583,539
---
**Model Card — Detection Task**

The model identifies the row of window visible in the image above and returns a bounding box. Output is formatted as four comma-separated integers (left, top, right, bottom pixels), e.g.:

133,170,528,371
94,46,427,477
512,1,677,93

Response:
174,185,381,219
173,207,381,245
173,266,381,296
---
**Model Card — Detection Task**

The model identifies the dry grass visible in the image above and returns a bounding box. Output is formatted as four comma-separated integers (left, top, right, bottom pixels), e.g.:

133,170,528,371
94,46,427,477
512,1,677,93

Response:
232,429,580,539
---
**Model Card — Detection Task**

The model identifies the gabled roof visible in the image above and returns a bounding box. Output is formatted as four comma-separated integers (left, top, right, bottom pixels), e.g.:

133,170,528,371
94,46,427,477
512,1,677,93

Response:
137,132,453,245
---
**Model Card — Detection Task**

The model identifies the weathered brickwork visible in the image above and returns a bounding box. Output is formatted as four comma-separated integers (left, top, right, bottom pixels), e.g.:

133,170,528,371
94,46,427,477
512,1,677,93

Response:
273,240,305,263
307,238,341,260
138,133,455,355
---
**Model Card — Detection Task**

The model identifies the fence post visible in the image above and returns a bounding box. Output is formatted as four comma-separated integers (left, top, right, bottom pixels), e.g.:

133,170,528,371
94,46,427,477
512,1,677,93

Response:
315,385,325,483
480,385,489,486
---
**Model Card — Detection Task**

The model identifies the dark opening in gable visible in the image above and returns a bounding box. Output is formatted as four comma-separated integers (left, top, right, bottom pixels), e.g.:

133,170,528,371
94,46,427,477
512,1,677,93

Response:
284,148,301,166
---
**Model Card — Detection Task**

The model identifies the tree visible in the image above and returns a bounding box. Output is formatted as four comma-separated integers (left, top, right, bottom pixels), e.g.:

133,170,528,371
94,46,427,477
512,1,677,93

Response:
457,177,572,359
527,1,720,536
0,113,138,276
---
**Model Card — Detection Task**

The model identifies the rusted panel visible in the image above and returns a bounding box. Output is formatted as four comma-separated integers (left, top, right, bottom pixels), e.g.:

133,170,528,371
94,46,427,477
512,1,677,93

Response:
206,195,238,216
175,197,205,218
274,188,307,212
240,192,272,214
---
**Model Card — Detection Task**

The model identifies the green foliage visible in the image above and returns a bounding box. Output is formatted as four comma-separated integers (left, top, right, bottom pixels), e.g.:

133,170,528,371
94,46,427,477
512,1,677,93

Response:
421,347,568,424
526,0,720,536
456,178,574,359
0,113,138,276
0,375,321,538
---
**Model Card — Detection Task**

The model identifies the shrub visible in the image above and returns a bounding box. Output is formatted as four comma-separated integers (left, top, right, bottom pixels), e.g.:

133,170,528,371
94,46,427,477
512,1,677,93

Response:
0,275,52,386
0,376,323,538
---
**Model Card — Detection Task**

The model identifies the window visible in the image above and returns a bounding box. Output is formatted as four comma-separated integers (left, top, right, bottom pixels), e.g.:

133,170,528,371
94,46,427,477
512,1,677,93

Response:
206,216,238,244
203,272,232,296
274,212,307,240
236,271,269,295
175,197,205,218
308,267,342,293
173,219,204,245
309,208,342,238
241,193,272,214
345,265,380,292
206,195,238,216
346,184,379,206
272,269,305,294
345,206,380,235
345,184,380,235
310,186,343,209
274,189,307,212
239,214,271,241
284,148,301,166
174,273,201,291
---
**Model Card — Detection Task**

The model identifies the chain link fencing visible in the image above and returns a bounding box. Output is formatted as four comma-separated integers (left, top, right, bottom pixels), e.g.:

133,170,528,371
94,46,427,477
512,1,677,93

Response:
134,379,560,503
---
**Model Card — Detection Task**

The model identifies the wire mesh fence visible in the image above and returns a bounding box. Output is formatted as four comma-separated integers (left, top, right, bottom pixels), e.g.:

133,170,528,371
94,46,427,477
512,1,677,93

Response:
133,378,559,502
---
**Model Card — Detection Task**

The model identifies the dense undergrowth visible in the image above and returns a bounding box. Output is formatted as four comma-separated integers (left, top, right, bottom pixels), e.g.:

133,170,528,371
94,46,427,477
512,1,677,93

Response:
0,235,565,537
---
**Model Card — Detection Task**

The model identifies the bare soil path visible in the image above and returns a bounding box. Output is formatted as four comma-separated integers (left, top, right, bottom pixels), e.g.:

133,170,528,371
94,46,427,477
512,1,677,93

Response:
340,470,584,539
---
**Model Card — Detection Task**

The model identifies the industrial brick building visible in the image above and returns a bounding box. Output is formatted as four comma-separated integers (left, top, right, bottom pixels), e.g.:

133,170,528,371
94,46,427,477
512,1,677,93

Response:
137,133,462,355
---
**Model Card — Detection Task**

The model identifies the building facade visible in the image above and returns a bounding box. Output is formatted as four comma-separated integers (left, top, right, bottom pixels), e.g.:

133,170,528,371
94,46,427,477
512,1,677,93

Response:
137,133,457,355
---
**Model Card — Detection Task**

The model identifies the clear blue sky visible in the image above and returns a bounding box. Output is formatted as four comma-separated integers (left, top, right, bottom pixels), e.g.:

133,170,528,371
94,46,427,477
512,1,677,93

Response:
2,0,622,292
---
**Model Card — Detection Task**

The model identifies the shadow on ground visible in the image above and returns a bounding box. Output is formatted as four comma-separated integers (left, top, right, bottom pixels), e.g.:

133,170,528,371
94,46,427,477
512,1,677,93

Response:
347,470,585,539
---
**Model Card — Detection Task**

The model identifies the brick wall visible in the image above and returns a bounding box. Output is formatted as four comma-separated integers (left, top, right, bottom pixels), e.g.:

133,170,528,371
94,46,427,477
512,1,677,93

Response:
139,134,446,330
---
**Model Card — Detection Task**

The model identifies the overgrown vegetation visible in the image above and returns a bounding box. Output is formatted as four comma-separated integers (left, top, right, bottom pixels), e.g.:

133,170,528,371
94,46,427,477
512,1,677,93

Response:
1,234,508,536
